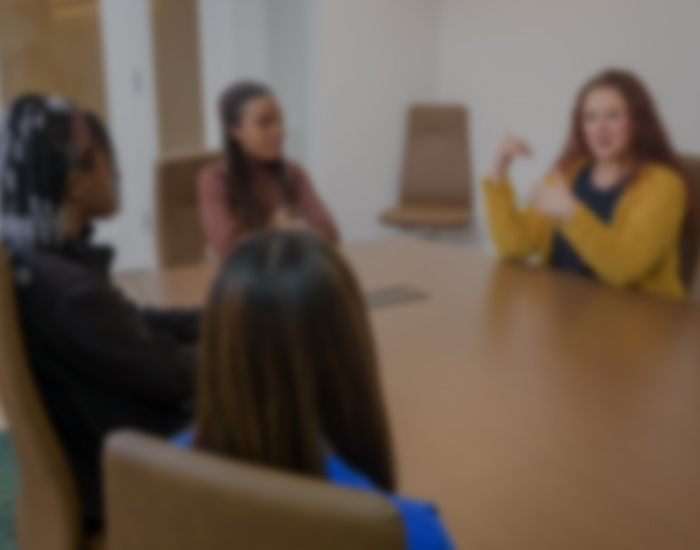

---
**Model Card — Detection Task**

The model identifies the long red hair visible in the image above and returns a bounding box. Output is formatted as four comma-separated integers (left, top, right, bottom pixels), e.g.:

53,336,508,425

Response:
556,68,695,234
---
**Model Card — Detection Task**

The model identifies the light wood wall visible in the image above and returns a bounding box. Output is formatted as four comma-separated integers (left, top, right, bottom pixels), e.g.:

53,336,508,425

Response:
0,0,108,121
150,0,205,155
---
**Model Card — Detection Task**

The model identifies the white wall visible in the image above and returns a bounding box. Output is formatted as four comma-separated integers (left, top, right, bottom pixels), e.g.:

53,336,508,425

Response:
309,0,441,243
437,0,700,229
264,0,312,165
198,0,237,149
99,0,160,270
198,0,269,149
231,0,269,81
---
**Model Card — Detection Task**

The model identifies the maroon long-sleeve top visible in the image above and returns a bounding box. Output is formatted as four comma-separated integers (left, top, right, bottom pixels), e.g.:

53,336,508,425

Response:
197,159,340,260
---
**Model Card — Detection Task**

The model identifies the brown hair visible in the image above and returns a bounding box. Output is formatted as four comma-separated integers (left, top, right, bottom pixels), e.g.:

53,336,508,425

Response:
557,69,679,172
194,230,396,490
219,82,297,230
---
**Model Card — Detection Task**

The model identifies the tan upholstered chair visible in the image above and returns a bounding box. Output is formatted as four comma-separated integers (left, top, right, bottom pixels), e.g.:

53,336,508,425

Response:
381,105,472,228
156,151,222,268
679,154,700,295
104,431,404,550
0,246,103,550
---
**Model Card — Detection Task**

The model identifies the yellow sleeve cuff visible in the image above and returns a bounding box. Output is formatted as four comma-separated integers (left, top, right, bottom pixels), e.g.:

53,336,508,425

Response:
481,177,515,200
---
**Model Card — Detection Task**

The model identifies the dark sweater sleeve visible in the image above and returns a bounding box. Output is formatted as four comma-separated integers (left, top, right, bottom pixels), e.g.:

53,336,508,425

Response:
54,279,196,407
140,308,201,344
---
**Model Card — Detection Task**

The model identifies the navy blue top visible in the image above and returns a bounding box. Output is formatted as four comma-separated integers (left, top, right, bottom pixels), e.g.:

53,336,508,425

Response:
171,430,455,550
551,165,625,276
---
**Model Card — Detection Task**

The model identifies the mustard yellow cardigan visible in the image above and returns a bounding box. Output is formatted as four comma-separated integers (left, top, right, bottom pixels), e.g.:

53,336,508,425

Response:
483,162,687,299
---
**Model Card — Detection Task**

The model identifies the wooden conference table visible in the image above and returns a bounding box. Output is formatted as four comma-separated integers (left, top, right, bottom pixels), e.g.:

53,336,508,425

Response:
116,238,700,550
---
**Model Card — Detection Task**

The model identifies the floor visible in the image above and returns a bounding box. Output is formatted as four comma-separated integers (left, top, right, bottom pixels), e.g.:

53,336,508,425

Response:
0,430,18,550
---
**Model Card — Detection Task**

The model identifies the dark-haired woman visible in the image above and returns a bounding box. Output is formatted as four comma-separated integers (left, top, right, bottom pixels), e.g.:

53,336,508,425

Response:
484,69,692,299
0,95,197,530
198,81,340,260
173,231,455,550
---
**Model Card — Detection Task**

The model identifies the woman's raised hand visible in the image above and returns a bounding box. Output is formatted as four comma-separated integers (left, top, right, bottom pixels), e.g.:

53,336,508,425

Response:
490,135,533,184
531,172,578,221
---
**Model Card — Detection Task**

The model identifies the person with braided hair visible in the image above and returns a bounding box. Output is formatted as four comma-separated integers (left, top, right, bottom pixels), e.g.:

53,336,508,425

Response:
483,70,692,298
1,94,198,531
198,81,340,260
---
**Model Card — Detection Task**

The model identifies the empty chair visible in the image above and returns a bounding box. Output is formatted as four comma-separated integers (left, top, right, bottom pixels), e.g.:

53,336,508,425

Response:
104,431,404,550
0,246,103,550
381,105,472,229
155,150,222,268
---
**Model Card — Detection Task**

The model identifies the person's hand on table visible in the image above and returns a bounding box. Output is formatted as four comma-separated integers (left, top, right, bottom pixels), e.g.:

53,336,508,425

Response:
490,134,533,184
532,172,578,222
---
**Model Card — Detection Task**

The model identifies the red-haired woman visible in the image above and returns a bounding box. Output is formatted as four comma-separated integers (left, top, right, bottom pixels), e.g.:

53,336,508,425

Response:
483,69,692,299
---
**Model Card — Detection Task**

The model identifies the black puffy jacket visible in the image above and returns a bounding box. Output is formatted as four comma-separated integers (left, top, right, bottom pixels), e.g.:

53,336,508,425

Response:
12,238,198,530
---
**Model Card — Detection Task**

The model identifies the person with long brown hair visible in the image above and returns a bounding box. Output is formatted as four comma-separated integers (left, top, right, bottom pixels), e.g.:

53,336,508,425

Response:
483,69,691,299
198,82,340,260
173,231,455,550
